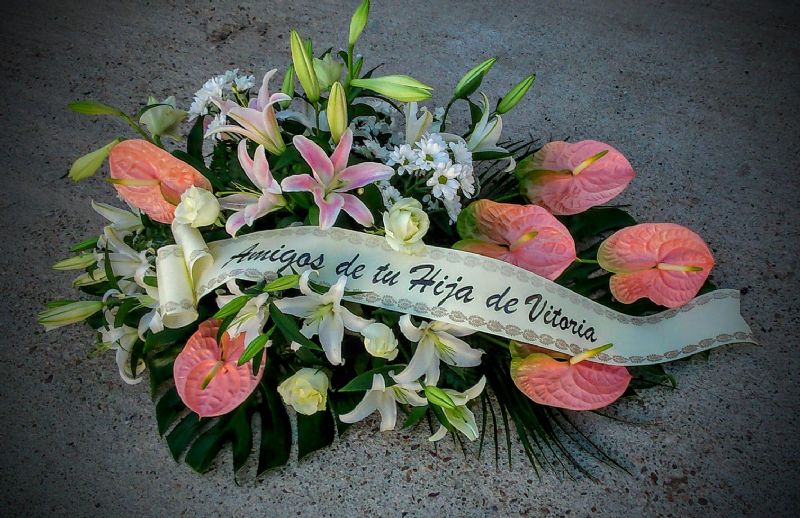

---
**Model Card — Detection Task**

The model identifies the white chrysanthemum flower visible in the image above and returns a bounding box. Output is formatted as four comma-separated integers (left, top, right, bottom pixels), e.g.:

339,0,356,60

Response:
414,133,449,171
458,165,476,198
377,181,403,208
206,113,227,140
426,162,461,200
234,74,256,91
387,144,418,175
443,196,463,223
449,140,473,166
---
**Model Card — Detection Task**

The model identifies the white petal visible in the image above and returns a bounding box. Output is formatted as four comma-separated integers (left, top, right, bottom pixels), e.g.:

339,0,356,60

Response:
462,375,487,402
398,314,423,342
445,406,479,441
324,276,347,304
319,312,344,365
340,307,371,332
298,270,316,297
391,339,437,385
339,392,379,424
424,358,441,386
436,332,483,367
428,425,447,442
376,393,398,431
273,296,318,318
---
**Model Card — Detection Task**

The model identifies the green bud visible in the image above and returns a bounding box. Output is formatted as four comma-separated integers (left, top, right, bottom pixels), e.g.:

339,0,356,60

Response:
68,139,121,182
313,53,344,92
264,274,301,292
495,74,535,114
424,385,457,410
53,254,97,271
281,64,295,109
139,96,187,140
348,0,370,48
38,300,103,331
350,75,433,102
326,82,348,143
68,100,123,116
453,57,496,100
290,30,320,103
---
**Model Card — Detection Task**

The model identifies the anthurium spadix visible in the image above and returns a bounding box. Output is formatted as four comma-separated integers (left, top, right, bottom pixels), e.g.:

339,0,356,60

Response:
598,223,715,308
207,69,291,155
339,373,427,431
391,315,482,385
281,129,393,229
454,199,576,280
350,75,433,102
517,140,635,215
510,343,631,411
273,271,371,366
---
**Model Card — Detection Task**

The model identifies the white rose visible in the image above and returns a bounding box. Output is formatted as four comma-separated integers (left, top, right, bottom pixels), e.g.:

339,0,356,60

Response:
361,322,399,360
277,368,329,415
174,186,220,227
383,198,429,255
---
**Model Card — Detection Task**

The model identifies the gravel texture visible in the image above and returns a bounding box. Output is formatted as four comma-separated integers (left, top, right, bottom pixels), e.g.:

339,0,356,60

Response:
1,0,798,516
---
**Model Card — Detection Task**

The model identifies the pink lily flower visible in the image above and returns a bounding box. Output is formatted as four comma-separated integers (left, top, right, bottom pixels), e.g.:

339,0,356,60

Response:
206,69,291,155
219,140,285,237
281,129,394,229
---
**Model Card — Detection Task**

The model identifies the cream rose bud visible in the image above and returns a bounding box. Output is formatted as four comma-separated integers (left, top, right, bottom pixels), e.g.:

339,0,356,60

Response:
277,368,329,415
383,198,429,255
361,322,399,360
174,186,220,227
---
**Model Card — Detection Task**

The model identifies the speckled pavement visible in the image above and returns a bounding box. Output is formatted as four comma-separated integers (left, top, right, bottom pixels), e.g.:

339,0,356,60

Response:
1,1,798,516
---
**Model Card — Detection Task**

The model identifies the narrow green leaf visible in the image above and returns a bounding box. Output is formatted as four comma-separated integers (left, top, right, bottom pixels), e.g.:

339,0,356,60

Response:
237,328,274,366
70,237,99,253
268,303,322,351
264,274,301,292
113,298,137,328
186,116,205,160
212,295,251,319
338,364,405,392
102,246,121,292
68,100,124,116
297,407,335,459
402,405,428,429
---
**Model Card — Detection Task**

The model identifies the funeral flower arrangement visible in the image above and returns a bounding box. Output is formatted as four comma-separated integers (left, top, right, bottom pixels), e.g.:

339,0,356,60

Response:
40,1,752,477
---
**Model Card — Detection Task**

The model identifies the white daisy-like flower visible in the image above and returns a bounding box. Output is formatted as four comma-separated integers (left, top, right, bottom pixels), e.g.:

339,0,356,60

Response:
414,133,449,171
387,144,418,175
234,74,256,91
443,196,463,223
206,113,228,140
449,140,473,166
376,181,403,209
458,164,476,198
426,162,461,200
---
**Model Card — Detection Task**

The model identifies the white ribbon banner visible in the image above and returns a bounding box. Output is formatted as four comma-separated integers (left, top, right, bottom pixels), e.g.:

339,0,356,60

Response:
156,226,755,366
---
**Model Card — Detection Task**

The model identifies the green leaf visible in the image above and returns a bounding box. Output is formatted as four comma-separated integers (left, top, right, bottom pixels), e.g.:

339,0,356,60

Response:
102,246,121,292
268,303,322,351
113,298,137,328
68,100,124,116
559,207,637,242
166,413,202,461
69,139,120,181
212,295,251,319
70,237,99,253
258,384,292,473
338,364,405,392
187,116,205,160
402,405,429,429
297,407,335,459
155,387,184,435
237,328,274,366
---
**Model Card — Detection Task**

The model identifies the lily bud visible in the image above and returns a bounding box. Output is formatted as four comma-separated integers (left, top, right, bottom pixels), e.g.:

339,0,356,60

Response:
453,57,496,100
496,74,535,114
424,385,457,410
326,81,348,143
290,30,320,103
350,75,433,102
280,64,295,109
37,301,103,331
53,254,97,270
348,0,370,48
69,139,121,182
139,96,187,140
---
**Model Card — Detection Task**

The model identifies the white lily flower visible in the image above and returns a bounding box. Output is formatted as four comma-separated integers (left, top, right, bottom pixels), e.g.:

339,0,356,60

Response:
134,291,163,340
228,293,271,347
91,200,143,236
404,102,433,145
273,271,371,365
339,373,427,431
466,93,505,154
98,309,145,385
428,376,487,442
98,226,152,286
392,315,483,385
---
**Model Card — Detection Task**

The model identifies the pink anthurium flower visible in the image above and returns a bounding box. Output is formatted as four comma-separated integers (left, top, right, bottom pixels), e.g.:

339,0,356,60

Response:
597,223,714,308
281,129,394,229
518,140,635,215
173,319,266,418
108,139,212,224
453,199,576,280
510,343,631,411
206,69,291,155
218,140,285,237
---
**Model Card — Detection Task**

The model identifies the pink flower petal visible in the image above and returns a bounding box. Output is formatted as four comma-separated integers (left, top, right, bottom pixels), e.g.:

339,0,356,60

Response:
315,192,345,229
511,352,631,411
330,129,353,173
293,135,334,184
337,162,394,191
339,193,374,227
225,210,248,237
280,174,319,193
598,223,714,308
109,139,211,224
455,200,576,280
173,320,265,418
520,140,635,215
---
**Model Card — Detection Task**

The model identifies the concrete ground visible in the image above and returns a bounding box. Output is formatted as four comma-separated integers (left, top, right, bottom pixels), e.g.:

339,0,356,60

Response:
1,0,798,516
